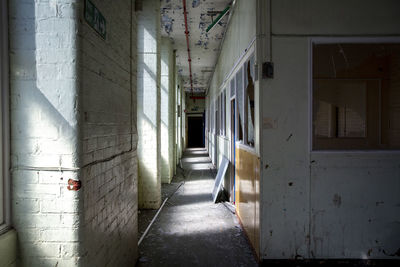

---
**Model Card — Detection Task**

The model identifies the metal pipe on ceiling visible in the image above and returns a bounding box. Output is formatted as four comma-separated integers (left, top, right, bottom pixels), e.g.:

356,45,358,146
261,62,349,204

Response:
182,0,194,96
206,4,231,33
205,1,235,97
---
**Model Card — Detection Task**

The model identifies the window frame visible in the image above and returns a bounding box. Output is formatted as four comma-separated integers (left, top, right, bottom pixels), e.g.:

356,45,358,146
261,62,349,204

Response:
221,48,255,150
222,88,226,136
235,65,245,142
215,98,219,135
310,37,400,153
235,53,255,146
206,102,209,133
1,0,10,233
217,94,221,136
218,89,226,137
244,53,255,147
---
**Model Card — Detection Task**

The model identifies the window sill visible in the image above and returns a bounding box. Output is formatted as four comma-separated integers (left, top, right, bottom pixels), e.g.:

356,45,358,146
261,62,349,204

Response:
236,142,257,155
0,228,17,266
0,225,11,236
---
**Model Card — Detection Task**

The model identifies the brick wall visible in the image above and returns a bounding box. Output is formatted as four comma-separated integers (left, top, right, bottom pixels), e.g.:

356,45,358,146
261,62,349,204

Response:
161,37,174,183
9,0,81,265
176,77,183,160
9,0,138,266
78,0,138,266
169,45,176,178
137,0,161,209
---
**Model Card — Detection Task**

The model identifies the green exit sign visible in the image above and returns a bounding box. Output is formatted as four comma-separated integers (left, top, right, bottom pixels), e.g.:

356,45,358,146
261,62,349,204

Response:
84,0,106,39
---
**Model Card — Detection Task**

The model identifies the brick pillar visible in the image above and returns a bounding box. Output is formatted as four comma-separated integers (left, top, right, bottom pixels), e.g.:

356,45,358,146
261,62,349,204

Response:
9,1,80,266
161,37,174,183
137,0,161,209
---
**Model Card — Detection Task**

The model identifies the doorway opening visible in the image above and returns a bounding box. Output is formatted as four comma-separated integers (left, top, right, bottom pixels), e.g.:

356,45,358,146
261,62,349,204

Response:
188,116,204,148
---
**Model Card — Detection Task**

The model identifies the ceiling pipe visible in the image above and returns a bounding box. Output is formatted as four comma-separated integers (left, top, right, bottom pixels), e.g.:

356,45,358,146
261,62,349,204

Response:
205,0,235,97
206,4,231,33
182,0,194,96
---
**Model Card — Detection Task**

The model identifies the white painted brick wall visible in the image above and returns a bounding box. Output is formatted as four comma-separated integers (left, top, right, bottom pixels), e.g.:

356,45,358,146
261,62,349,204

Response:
9,0,81,266
176,78,185,155
182,88,186,150
137,0,161,209
169,45,176,177
79,0,138,265
176,77,183,161
161,37,174,183
10,0,138,266
80,152,138,267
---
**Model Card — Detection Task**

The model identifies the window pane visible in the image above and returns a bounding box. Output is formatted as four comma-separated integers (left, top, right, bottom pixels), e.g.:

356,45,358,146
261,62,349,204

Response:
230,79,235,98
246,55,255,147
223,89,226,136
207,105,210,133
218,95,221,135
220,92,223,136
215,99,219,135
313,43,400,150
314,80,366,138
236,67,244,141
211,102,214,134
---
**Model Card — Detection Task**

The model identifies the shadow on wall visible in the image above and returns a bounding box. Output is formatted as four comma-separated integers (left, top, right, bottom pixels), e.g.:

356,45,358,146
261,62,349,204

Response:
10,1,81,266
160,54,170,181
137,22,162,208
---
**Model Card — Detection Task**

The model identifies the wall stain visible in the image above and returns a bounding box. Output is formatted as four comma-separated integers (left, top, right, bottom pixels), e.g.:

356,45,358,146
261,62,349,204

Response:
192,0,200,8
161,14,174,35
333,194,342,207
195,40,203,46
199,21,207,31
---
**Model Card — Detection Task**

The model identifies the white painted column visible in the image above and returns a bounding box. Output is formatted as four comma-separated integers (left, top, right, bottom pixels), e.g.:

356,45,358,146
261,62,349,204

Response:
161,37,174,183
172,50,177,175
137,0,161,209
9,1,80,265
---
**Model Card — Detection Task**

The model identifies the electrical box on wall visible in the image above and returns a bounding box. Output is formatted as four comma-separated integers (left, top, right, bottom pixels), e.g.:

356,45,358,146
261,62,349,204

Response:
262,62,274,79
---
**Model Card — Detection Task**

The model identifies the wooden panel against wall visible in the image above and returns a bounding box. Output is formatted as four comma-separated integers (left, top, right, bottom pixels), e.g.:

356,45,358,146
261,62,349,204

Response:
235,145,260,258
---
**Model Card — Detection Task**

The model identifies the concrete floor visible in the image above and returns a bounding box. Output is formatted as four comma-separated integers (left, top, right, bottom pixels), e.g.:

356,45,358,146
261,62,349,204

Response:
137,148,259,267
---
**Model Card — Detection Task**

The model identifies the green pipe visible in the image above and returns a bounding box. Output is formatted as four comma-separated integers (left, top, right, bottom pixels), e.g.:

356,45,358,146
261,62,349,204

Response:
206,5,231,33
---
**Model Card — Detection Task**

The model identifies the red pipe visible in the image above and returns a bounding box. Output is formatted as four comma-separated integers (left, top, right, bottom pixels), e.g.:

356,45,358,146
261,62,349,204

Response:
182,0,194,96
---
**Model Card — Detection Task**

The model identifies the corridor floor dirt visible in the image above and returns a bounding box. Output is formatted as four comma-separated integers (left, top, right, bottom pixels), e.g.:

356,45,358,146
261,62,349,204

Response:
137,148,258,267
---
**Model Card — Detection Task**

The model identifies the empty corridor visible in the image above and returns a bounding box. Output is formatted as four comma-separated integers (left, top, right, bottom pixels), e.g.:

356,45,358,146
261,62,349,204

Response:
137,148,258,266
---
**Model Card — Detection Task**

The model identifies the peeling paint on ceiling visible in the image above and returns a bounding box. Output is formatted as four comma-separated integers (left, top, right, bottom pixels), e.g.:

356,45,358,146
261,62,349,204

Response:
161,0,231,94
